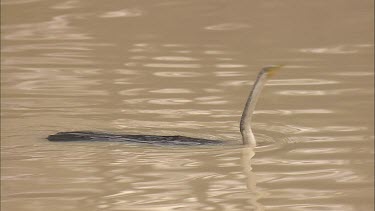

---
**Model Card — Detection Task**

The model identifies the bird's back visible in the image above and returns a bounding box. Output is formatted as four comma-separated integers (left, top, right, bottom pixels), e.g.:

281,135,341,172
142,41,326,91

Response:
47,131,223,146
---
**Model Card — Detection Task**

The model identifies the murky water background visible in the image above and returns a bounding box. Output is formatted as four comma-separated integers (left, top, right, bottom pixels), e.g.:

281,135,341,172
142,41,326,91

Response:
1,0,374,210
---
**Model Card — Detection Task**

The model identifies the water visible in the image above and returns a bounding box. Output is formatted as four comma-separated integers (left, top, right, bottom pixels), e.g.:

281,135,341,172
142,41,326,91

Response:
1,0,374,210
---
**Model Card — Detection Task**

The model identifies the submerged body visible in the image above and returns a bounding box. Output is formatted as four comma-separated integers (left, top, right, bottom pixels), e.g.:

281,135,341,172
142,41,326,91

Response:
47,66,281,146
48,131,223,146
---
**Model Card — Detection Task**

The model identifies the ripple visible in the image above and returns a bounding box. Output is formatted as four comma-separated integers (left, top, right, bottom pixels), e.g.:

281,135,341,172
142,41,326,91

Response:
135,109,212,116
129,56,148,60
299,45,358,54
119,88,146,96
256,158,349,166
195,96,222,101
214,71,244,77
42,51,91,58
100,8,144,18
204,50,227,55
264,169,357,183
128,48,151,53
174,50,192,54
216,58,234,61
1,0,41,4
154,71,203,77
51,0,80,9
5,189,101,199
286,135,368,143
259,124,319,134
255,109,333,115
267,204,354,211
252,133,285,150
268,79,339,86
203,88,223,93
3,15,92,41
12,77,107,96
1,42,97,52
122,98,150,104
114,118,235,132
114,69,140,75
162,44,189,48
152,56,199,61
3,97,100,110
133,43,150,47
144,63,202,68
124,62,139,67
195,96,228,105
204,23,251,31
255,141,285,153
149,89,192,94
197,101,228,105
219,80,249,86
354,43,374,48
148,98,192,105
215,64,247,68
277,89,361,96
322,126,368,132
3,67,101,83
114,119,204,130
3,56,94,65
257,124,368,134
335,72,374,76
290,148,351,154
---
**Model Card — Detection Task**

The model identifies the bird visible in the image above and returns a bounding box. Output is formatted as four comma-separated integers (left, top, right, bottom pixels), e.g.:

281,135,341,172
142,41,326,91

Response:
47,65,281,147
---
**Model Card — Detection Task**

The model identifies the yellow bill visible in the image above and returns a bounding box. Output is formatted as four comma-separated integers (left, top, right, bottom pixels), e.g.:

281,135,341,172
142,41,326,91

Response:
265,65,284,77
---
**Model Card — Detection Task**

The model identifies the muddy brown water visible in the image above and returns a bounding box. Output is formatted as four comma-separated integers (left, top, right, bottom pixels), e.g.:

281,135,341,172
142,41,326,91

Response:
1,0,374,210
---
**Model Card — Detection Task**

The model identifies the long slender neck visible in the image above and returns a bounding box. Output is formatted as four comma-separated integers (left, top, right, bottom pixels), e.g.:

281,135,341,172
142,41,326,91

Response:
240,70,269,146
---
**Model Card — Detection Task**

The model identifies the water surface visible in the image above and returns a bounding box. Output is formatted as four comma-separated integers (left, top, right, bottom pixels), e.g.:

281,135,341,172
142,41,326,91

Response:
1,0,374,210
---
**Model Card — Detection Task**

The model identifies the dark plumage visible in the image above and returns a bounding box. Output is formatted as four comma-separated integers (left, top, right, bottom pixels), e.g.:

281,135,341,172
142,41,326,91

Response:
48,131,223,146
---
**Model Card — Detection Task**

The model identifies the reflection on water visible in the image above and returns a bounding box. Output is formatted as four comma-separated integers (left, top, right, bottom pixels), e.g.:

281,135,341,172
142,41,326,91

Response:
277,88,362,96
299,44,373,54
3,14,92,40
144,63,202,68
268,79,339,86
152,56,199,61
99,8,144,18
153,71,203,77
204,23,251,31
1,0,373,211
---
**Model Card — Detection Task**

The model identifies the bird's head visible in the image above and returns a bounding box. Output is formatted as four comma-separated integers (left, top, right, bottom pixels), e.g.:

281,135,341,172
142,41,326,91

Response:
262,65,284,78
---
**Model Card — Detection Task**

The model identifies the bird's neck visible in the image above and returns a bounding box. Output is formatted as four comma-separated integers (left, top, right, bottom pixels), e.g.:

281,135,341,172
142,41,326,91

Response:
240,72,268,146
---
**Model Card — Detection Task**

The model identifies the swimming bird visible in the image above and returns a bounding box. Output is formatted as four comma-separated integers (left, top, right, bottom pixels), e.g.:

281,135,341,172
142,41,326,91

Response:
47,66,281,146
